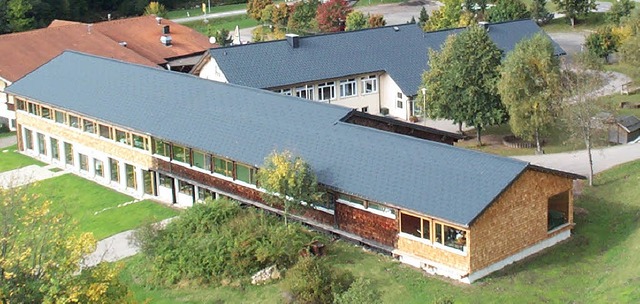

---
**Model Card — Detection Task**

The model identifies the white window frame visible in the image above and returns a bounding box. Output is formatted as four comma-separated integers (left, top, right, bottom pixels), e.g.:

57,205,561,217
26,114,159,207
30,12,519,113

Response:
317,82,336,101
361,75,378,94
339,78,357,98
295,85,313,100
396,92,404,109
276,88,292,96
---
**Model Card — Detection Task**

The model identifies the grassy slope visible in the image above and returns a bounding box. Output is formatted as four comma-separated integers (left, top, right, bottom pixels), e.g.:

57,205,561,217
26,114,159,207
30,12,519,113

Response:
166,3,248,19
0,144,45,172
121,160,640,303
27,174,178,240
181,15,259,35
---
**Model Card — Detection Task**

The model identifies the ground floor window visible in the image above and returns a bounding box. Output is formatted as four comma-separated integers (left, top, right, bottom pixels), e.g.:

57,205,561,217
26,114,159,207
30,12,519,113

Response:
125,163,137,189
24,128,33,150
158,173,172,188
64,142,73,165
400,212,430,240
435,223,466,251
143,170,153,195
79,153,88,171
198,187,216,202
50,137,59,160
178,180,193,196
109,158,119,182
548,191,570,231
296,85,313,100
37,133,46,155
94,159,104,177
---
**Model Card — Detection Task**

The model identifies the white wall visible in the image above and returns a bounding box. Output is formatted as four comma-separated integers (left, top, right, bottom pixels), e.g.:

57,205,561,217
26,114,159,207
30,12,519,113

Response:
0,80,16,130
380,74,409,120
198,57,229,83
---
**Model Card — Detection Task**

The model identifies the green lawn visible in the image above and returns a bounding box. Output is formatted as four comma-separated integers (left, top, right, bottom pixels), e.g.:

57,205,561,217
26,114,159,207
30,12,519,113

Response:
353,0,407,8
121,160,640,303
166,3,248,19
27,174,179,240
0,144,45,172
181,15,259,35
542,12,607,33
0,131,16,138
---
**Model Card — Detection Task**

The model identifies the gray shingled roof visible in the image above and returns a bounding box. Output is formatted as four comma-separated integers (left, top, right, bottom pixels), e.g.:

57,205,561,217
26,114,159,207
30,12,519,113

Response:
6,51,531,226
207,19,565,96
616,115,640,133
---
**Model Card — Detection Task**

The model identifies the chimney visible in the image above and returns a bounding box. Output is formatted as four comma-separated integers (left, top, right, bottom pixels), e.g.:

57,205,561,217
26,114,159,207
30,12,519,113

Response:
87,24,92,34
160,35,172,46
107,13,111,21
285,33,300,49
163,25,170,34
478,21,489,31
119,41,127,47
156,16,162,24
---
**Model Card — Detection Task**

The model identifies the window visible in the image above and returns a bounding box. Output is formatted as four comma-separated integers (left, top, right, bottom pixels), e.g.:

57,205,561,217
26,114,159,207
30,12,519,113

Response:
125,164,136,189
50,137,59,160
16,99,25,111
79,154,88,171
400,212,430,240
41,107,52,120
317,82,335,101
315,191,335,210
153,139,171,157
338,194,364,207
213,156,233,177
172,145,190,164
132,134,147,150
368,202,395,216
396,92,404,109
361,75,378,94
295,85,313,100
55,111,65,124
99,125,111,139
178,180,193,196
27,102,38,115
24,128,33,150
115,129,128,144
548,191,569,231
276,88,292,96
83,120,95,133
68,115,80,128
198,187,216,202
64,142,73,165
159,174,172,188
143,170,153,195
235,164,256,185
109,158,119,182
339,78,357,98
94,159,104,177
361,107,368,113
434,223,466,251
37,133,46,155
192,150,210,170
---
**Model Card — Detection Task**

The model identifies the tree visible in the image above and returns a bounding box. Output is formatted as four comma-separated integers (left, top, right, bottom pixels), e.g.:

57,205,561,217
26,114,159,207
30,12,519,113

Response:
423,0,463,30
419,6,429,26
257,150,322,226
281,257,353,304
585,26,620,63
210,28,233,46
607,0,635,25
421,25,506,144
316,0,352,32
271,3,290,28
247,0,273,21
530,0,551,25
368,14,386,28
287,0,320,34
143,1,167,18
7,0,35,32
345,11,368,31
498,33,562,154
487,0,530,22
619,35,640,65
551,0,596,27
0,187,131,303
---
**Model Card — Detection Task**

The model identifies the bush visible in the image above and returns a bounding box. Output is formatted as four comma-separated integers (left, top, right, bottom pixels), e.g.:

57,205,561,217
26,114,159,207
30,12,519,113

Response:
282,257,354,304
334,277,381,304
134,198,314,286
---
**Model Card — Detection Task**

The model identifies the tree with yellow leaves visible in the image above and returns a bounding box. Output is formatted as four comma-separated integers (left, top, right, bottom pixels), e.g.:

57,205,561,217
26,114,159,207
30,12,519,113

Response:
257,150,323,226
143,1,167,18
0,187,132,303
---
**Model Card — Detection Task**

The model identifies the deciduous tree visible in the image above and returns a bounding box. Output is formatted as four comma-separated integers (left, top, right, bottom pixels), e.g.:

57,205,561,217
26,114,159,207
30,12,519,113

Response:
487,0,530,22
585,26,620,63
607,0,635,25
143,1,167,18
421,25,506,144
345,11,368,31
247,0,273,21
498,33,562,154
316,0,352,32
7,0,34,32
257,150,322,226
423,0,463,30
287,0,320,34
368,14,386,27
551,0,596,27
530,0,551,24
271,3,290,28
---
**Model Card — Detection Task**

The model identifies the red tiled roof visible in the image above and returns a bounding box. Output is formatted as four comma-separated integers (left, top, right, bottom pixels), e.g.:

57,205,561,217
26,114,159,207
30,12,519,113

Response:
0,24,158,82
92,15,212,64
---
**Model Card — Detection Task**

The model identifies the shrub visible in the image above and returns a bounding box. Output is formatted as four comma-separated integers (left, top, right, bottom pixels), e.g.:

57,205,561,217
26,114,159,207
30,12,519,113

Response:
134,198,314,286
334,277,382,304
282,257,354,304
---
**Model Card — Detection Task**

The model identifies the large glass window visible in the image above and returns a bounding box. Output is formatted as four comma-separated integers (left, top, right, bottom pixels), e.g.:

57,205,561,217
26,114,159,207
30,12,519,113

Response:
368,202,395,216
99,125,111,139
27,102,38,115
24,128,33,150
317,82,335,101
172,145,190,164
94,159,104,177
115,129,128,144
198,187,216,202
178,180,193,196
55,111,65,124
338,193,364,207
400,213,430,240
79,154,88,171
159,173,172,188
192,150,210,170
213,157,233,177
132,134,147,150
235,164,256,185
68,115,80,128
37,133,46,155
50,137,59,160
276,88,292,96
83,120,95,133
295,85,313,100
434,223,466,251
109,158,119,182
16,99,25,111
64,142,73,165
339,78,357,98
153,139,171,157
361,75,378,94
548,191,569,231
126,164,136,189
143,170,153,195
41,107,52,120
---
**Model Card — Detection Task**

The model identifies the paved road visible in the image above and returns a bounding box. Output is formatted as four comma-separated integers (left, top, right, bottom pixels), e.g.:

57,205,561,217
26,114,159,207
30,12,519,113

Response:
171,9,246,23
0,136,16,148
